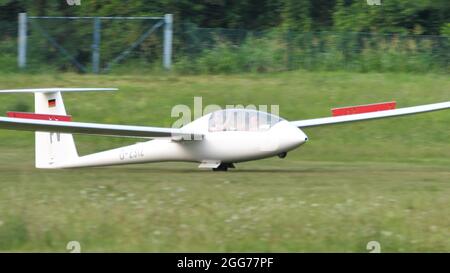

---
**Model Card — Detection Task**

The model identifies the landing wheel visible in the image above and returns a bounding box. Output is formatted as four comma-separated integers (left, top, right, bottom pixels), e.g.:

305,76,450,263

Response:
213,163,235,172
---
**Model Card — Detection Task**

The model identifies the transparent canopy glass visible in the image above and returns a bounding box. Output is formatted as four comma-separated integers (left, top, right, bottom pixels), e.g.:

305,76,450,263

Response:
209,109,284,132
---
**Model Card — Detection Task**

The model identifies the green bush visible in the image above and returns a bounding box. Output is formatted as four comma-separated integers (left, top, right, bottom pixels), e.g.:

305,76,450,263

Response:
176,31,287,74
175,31,448,74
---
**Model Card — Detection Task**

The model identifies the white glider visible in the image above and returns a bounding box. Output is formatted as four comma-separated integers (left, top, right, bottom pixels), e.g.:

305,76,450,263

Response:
0,88,448,171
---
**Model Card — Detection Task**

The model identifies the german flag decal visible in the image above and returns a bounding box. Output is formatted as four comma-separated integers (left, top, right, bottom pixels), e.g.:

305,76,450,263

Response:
48,99,56,108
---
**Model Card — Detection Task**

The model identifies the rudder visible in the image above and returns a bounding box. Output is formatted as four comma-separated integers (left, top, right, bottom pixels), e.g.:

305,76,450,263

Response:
34,92,78,168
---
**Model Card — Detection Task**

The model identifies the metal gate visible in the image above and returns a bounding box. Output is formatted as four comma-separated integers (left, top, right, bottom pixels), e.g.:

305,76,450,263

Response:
18,13,173,73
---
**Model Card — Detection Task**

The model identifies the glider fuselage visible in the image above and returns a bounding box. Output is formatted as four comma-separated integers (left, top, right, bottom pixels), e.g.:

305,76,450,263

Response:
56,113,308,168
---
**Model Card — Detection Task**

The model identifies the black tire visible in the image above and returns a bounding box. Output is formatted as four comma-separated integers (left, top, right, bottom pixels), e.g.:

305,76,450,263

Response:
213,163,234,171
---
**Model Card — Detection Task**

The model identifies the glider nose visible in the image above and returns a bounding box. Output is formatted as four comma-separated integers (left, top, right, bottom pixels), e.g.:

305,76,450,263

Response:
300,130,308,143
262,121,308,153
279,123,308,150
293,127,308,146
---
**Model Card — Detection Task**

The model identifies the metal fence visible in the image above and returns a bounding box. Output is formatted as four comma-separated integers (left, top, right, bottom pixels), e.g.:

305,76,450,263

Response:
0,15,448,74
16,13,172,73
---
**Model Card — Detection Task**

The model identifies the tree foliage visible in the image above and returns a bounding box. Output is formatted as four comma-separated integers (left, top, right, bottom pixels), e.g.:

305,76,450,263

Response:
0,0,448,34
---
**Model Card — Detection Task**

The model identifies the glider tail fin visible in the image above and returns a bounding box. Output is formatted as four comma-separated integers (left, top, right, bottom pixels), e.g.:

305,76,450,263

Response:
0,88,116,168
34,91,79,168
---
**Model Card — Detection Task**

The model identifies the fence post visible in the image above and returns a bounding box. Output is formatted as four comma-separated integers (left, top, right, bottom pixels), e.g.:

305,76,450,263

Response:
163,14,173,70
92,17,101,73
18,13,27,69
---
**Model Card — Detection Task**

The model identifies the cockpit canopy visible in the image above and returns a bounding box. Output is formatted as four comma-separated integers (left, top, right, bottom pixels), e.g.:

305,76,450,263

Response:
209,109,284,132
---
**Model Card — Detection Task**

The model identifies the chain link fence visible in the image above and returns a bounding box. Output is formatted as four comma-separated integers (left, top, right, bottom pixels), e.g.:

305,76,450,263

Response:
1,16,167,73
0,18,448,74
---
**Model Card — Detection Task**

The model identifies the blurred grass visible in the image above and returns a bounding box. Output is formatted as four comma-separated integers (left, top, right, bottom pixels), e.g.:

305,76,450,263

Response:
0,70,448,252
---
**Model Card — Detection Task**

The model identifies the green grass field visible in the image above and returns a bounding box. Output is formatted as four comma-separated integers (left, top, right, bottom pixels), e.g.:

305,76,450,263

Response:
0,71,449,252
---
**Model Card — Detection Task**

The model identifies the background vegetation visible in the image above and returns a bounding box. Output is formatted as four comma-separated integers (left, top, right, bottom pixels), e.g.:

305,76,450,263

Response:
0,0,448,74
1,0,448,34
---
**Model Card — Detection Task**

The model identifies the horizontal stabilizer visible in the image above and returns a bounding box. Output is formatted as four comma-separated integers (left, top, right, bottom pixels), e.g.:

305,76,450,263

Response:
0,88,117,93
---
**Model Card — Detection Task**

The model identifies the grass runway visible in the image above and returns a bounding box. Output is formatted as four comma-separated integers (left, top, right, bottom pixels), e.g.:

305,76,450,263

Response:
0,71,448,252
